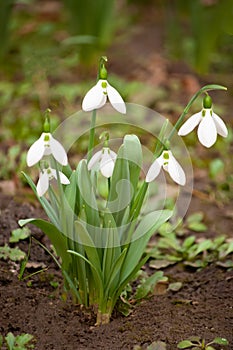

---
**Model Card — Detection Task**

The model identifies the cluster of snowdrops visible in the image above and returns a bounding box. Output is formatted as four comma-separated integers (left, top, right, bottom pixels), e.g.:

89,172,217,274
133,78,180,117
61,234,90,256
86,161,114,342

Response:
20,57,228,324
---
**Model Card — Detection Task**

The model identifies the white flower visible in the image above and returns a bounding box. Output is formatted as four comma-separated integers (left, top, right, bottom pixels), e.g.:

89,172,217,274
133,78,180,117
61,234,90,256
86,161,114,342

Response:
146,150,186,186
27,133,68,167
36,167,70,197
88,147,117,178
178,108,228,148
82,79,126,114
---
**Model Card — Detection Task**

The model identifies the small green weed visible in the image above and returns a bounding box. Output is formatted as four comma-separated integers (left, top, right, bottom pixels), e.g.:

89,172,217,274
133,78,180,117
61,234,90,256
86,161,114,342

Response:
0,245,25,261
118,270,168,316
10,227,31,243
134,340,167,350
177,336,228,349
0,332,35,350
149,229,233,270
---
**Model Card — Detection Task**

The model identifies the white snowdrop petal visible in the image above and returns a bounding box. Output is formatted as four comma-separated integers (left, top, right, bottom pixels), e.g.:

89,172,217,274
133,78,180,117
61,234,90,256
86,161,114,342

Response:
178,112,202,136
212,113,228,138
50,169,69,185
58,171,70,185
96,93,107,109
36,172,49,197
101,161,115,178
88,150,102,170
50,136,68,166
145,159,162,183
100,150,114,178
26,135,45,167
198,113,217,148
82,83,105,111
167,155,186,186
107,83,126,114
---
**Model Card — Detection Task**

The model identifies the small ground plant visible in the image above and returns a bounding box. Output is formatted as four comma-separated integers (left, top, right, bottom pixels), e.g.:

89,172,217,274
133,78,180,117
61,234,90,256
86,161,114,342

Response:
0,332,34,350
177,336,228,349
19,56,228,324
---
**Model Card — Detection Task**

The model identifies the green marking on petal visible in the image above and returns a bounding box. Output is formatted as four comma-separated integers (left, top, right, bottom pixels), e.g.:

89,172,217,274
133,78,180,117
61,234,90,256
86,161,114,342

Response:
202,109,206,117
101,81,107,89
44,134,50,142
163,151,169,160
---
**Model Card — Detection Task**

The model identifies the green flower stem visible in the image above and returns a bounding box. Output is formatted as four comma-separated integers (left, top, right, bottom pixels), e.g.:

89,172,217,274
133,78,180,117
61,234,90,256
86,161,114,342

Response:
108,177,111,194
87,109,97,162
167,84,227,141
87,57,108,163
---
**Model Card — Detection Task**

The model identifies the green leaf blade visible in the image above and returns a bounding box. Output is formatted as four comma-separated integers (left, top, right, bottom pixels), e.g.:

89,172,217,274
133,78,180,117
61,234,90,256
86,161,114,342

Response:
213,337,228,345
120,210,172,283
177,340,194,348
19,218,71,270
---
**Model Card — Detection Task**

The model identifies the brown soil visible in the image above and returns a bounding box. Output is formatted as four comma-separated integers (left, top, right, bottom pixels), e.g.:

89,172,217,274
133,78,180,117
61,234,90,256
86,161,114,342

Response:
0,191,233,350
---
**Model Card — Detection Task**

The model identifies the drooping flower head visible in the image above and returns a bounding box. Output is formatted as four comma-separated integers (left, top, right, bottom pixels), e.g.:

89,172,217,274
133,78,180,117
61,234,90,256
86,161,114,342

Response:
26,110,68,167
36,163,70,197
178,95,228,148
82,57,126,114
146,150,186,186
88,147,117,178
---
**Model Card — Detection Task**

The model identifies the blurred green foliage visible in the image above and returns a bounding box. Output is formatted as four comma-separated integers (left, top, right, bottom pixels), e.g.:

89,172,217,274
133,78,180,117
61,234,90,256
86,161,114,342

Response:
165,0,233,73
0,0,233,73
62,0,116,64
0,0,15,59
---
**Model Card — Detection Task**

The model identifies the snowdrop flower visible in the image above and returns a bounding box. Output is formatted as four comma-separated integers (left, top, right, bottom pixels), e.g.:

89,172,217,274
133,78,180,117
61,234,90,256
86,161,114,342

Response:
178,95,228,148
88,147,117,178
146,150,186,186
27,132,68,167
82,79,126,114
37,166,70,197
82,57,126,114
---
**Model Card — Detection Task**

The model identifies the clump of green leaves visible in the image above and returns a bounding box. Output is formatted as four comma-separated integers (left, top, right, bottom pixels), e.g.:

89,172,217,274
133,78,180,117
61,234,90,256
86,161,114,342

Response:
0,245,25,261
0,227,31,263
20,134,172,325
0,332,34,350
177,336,228,349
149,230,233,270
